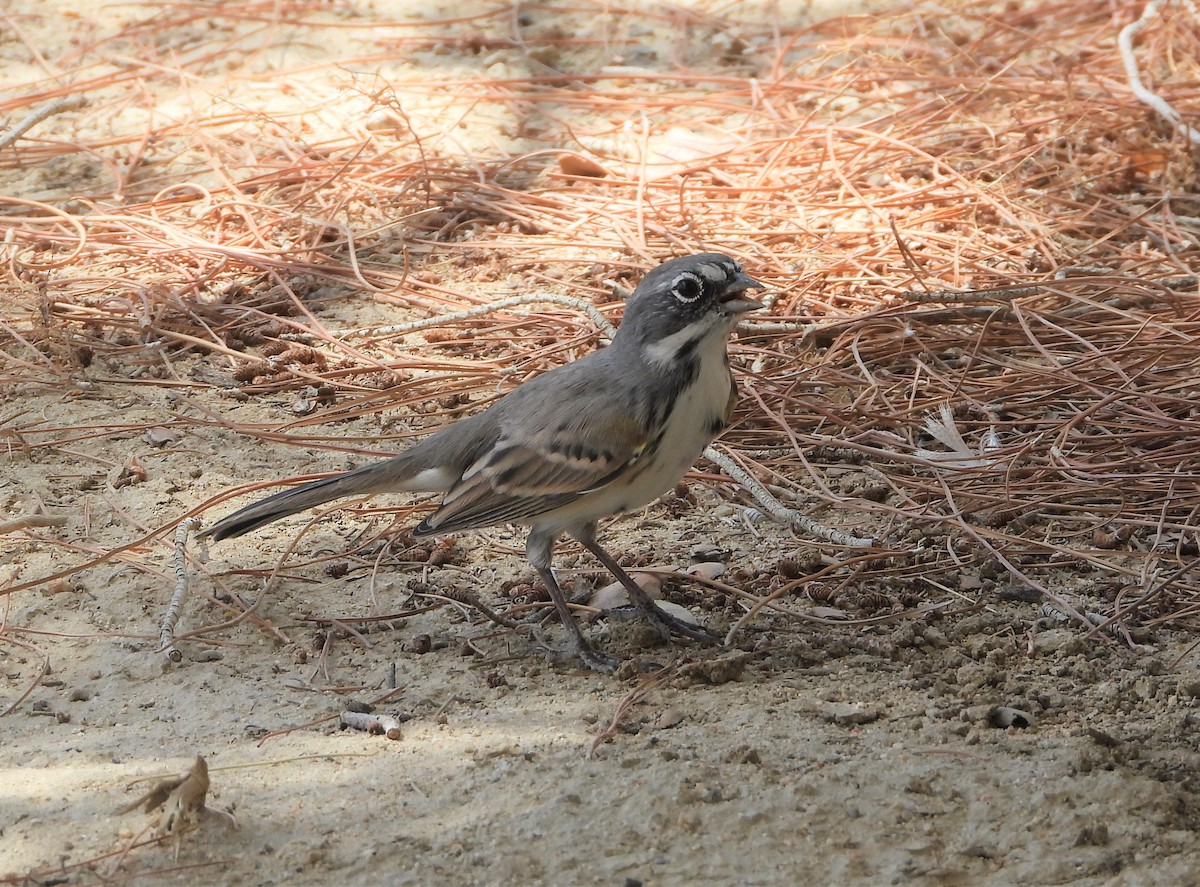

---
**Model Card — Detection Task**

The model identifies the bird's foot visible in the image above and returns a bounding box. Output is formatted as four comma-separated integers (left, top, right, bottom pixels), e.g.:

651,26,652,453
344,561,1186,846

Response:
576,644,621,675
637,601,721,646
532,637,620,674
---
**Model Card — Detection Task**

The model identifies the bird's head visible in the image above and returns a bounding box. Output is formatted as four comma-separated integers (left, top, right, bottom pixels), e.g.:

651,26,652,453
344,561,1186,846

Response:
616,253,765,360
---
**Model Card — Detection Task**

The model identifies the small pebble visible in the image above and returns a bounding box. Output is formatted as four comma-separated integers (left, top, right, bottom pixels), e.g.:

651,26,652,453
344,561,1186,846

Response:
654,707,686,730
686,561,726,581
589,574,661,610
989,707,1034,729
1075,824,1109,847
656,601,701,627
827,703,881,726
1178,679,1200,699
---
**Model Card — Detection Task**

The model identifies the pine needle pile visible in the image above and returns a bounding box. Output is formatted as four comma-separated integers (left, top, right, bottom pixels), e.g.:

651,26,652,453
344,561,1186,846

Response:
3,0,1199,640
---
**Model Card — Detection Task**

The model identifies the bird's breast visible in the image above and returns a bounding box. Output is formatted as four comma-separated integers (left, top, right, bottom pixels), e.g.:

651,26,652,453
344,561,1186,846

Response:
625,331,734,497
534,329,735,532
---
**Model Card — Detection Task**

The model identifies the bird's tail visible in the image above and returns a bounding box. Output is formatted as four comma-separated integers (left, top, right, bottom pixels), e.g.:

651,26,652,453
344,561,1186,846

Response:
204,457,448,541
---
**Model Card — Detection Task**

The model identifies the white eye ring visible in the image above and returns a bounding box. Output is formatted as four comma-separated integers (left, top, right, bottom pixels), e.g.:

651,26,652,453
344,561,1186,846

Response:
672,272,702,303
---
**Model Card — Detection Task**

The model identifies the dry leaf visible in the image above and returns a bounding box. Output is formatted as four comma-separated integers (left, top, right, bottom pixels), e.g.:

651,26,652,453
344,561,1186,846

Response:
143,426,181,447
118,755,236,858
111,455,148,488
558,153,609,178
156,755,209,839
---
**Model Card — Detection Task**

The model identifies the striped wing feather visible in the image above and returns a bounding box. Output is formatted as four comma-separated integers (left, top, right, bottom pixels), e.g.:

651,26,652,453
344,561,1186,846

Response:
415,410,646,535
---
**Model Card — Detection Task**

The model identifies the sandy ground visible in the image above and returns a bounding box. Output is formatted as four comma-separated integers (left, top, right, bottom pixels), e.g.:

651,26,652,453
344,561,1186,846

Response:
4,2,1200,886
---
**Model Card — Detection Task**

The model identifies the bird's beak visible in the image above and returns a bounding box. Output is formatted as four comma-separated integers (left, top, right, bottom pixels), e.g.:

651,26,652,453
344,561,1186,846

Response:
720,272,766,314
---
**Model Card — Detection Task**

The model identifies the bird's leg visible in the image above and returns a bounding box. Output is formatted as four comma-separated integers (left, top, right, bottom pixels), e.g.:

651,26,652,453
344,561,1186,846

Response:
526,530,619,674
572,526,721,645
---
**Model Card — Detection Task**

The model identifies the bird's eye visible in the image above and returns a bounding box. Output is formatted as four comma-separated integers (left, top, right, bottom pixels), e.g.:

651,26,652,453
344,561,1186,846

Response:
672,274,702,302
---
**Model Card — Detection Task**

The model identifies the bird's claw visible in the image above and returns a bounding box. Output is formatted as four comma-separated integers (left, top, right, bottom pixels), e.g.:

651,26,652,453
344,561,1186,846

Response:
533,638,620,674
639,602,721,646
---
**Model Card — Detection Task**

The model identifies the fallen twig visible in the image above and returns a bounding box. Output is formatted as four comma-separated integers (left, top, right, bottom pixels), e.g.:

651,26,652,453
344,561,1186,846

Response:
0,95,86,151
339,710,403,740
158,518,203,662
1118,0,1200,145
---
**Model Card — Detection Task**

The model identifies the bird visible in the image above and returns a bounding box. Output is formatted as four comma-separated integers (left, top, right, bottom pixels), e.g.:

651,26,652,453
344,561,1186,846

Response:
204,252,765,672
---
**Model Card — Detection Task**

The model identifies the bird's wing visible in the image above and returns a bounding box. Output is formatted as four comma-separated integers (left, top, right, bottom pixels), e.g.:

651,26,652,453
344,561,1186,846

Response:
414,405,647,535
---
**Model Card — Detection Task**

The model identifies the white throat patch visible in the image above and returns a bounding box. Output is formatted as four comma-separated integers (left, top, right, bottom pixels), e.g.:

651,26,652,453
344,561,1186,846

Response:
642,314,723,366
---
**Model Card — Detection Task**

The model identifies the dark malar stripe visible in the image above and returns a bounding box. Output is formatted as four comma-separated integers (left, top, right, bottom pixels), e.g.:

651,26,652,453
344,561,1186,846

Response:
644,355,700,431
672,333,704,363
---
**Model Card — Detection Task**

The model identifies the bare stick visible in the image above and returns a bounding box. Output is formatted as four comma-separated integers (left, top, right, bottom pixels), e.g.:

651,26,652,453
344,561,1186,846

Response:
704,446,875,547
158,518,202,662
339,710,403,740
0,514,68,533
424,587,518,628
0,95,86,151
1118,0,1200,146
